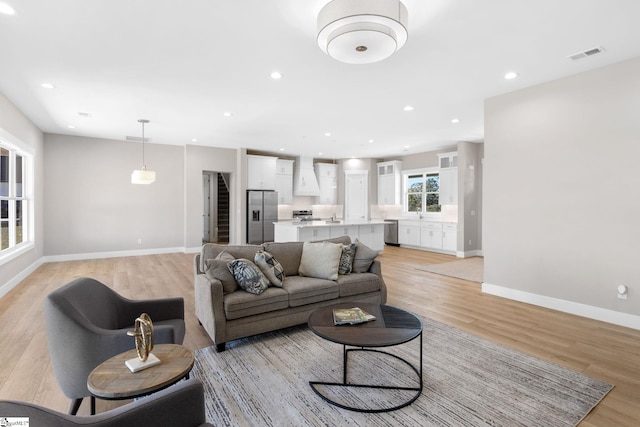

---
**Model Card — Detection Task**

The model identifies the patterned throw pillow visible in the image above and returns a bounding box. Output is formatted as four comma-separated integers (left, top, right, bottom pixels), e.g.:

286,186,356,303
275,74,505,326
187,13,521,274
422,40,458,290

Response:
338,243,357,275
254,250,285,287
227,259,271,295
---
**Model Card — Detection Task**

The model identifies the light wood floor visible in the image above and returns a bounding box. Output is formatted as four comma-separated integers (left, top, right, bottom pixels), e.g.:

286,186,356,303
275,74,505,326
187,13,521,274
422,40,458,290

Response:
1,246,638,425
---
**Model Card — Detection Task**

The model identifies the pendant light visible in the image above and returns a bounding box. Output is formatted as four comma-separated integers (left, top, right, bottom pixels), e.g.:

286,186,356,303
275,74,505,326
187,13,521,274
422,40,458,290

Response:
131,119,156,184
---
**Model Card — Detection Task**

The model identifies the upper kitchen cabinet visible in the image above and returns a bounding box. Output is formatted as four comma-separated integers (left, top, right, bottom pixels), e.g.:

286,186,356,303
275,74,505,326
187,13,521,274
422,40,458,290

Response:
314,163,338,205
437,152,458,205
275,159,294,204
438,152,458,169
247,155,277,190
377,160,402,205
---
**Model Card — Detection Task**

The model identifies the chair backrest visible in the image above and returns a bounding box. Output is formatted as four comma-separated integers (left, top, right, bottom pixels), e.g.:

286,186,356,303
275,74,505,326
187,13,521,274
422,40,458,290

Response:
44,278,131,400
0,379,213,426
46,277,123,329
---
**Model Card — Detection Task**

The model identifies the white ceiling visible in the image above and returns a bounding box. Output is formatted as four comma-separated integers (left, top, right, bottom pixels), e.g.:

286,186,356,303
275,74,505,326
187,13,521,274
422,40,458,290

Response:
1,0,639,159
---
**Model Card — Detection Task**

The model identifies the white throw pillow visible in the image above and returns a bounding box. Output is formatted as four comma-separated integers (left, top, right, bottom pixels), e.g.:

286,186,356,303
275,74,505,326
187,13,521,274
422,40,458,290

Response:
298,241,342,280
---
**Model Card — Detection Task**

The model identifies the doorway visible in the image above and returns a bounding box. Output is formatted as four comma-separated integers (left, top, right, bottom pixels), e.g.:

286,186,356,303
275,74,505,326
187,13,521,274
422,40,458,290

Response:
345,170,368,222
203,172,230,243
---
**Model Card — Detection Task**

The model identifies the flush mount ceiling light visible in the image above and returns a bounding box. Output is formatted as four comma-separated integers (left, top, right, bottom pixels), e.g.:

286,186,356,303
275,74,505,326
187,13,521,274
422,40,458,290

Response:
317,0,408,64
131,119,156,185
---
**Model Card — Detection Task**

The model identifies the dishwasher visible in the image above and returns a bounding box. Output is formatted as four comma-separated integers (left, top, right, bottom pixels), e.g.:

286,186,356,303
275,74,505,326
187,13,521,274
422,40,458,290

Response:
383,219,399,246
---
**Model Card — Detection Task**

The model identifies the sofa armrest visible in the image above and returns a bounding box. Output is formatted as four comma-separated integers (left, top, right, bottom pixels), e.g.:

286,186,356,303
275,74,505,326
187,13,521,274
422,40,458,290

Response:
194,254,226,346
368,259,388,304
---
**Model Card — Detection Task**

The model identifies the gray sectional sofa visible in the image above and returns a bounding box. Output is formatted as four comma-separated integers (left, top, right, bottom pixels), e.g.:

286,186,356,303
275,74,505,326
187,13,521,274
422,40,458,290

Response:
193,236,387,351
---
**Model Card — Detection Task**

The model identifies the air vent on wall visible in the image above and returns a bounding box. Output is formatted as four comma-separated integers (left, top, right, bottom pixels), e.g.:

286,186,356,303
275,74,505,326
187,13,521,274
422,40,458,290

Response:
568,46,604,61
125,136,150,142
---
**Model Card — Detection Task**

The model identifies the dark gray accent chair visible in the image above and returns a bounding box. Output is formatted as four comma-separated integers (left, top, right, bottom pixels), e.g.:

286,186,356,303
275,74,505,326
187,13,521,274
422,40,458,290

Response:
44,277,185,415
0,378,213,426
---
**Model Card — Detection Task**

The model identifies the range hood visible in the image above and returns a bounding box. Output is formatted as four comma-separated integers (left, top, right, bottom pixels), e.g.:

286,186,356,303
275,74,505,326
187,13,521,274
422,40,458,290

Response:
293,156,320,197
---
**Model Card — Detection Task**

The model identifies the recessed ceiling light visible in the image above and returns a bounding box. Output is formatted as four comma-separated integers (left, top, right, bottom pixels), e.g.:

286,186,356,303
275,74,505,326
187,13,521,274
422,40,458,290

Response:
279,148,285,151
451,118,460,124
191,138,198,142
403,105,414,112
0,3,16,15
504,72,518,80
41,83,55,89
368,139,374,143
324,132,331,137
223,112,233,117
67,125,76,129
270,71,283,79
318,152,323,156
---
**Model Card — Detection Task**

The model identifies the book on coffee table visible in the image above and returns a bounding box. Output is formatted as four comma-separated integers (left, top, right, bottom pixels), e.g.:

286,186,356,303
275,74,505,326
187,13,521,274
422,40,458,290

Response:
333,307,376,325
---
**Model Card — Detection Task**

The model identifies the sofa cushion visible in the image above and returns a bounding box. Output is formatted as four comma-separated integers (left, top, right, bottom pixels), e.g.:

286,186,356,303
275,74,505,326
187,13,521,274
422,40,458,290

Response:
204,259,238,294
352,240,379,273
261,242,303,277
227,259,271,295
282,276,339,307
318,235,352,246
200,243,262,272
336,272,382,297
338,243,357,275
224,287,289,320
254,250,285,287
298,241,342,280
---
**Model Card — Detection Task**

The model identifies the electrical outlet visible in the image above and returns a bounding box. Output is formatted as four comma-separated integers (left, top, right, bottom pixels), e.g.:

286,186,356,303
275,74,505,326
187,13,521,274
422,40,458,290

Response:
617,285,628,300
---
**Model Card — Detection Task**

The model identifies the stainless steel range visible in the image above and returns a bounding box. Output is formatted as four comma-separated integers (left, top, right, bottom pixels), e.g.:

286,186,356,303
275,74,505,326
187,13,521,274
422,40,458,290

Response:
292,210,313,222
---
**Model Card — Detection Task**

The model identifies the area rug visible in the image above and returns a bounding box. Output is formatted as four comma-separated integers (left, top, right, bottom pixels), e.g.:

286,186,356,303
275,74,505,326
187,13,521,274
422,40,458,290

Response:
416,257,484,282
190,318,612,427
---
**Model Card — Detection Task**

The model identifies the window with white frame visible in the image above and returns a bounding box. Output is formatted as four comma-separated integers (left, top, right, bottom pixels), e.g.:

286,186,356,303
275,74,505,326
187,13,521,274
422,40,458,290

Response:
405,170,440,213
0,141,31,253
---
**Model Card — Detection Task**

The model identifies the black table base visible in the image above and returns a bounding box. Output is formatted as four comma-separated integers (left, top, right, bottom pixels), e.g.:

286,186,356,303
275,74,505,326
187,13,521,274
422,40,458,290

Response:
309,331,422,413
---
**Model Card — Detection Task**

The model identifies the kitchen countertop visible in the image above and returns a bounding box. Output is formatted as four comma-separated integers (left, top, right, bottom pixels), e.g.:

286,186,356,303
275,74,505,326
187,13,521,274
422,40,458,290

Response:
274,219,388,227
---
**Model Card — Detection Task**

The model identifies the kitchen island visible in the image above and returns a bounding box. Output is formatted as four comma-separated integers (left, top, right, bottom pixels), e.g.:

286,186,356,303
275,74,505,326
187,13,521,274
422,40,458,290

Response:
274,220,386,252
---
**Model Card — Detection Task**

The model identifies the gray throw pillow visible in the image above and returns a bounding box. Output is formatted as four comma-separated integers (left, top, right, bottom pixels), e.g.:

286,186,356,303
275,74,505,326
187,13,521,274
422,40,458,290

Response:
352,240,378,273
254,250,285,287
338,243,357,275
228,258,270,295
204,259,238,294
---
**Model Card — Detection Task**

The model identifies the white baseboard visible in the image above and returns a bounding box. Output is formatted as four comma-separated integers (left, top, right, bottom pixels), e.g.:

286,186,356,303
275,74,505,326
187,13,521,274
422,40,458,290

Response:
0,257,45,299
482,282,640,330
42,247,187,263
458,250,483,258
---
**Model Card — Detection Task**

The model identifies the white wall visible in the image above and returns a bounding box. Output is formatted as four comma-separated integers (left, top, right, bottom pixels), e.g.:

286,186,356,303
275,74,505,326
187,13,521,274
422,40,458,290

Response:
184,144,238,249
483,56,640,326
43,134,185,256
0,92,44,292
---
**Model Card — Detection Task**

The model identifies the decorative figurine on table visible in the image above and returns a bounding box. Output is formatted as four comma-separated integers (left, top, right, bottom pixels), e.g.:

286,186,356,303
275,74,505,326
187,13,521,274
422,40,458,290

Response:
125,313,161,372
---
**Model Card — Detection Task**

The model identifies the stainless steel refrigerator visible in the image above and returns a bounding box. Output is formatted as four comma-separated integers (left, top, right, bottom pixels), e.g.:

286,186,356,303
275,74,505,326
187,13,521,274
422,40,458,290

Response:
246,190,278,244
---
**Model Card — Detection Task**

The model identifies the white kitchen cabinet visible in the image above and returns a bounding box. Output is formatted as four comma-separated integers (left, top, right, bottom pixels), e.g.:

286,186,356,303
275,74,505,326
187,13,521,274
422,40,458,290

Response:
247,155,277,190
358,224,385,251
330,224,359,241
377,160,402,205
314,163,338,205
398,221,420,246
275,159,294,204
420,222,443,249
298,227,331,242
442,223,457,252
439,167,458,205
438,152,458,169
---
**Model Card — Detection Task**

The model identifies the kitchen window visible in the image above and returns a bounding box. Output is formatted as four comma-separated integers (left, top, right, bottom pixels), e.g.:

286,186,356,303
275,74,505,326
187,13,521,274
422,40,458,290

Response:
404,170,441,214
0,138,33,260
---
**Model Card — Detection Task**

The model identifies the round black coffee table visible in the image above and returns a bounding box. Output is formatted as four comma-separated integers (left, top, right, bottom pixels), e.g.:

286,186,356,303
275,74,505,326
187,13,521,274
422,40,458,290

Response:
307,303,423,413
